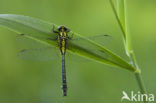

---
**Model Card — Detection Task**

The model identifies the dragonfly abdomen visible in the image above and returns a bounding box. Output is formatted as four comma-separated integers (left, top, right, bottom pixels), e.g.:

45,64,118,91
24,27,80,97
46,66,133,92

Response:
62,54,67,96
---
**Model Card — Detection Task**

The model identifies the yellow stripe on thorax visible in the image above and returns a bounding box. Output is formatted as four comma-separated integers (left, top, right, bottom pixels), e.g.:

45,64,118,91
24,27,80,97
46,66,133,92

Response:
59,31,66,55
62,31,66,55
60,32,63,36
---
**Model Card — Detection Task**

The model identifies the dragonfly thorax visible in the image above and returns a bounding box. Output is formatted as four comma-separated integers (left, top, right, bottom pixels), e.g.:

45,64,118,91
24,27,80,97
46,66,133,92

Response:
57,26,70,39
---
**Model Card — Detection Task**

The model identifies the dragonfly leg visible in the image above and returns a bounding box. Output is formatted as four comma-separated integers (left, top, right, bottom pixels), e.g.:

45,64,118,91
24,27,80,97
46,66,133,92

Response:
47,37,57,41
68,33,74,40
66,28,70,33
52,24,59,33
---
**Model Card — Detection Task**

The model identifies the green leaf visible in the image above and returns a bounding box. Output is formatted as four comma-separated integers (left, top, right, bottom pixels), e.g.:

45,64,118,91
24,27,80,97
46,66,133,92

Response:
117,0,125,30
0,14,135,72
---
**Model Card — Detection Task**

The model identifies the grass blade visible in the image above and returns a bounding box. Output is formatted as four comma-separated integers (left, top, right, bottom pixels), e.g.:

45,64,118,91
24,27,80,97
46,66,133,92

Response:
0,14,136,72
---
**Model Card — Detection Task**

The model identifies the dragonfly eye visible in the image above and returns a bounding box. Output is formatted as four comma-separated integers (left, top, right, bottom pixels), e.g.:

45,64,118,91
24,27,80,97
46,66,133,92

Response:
58,26,69,32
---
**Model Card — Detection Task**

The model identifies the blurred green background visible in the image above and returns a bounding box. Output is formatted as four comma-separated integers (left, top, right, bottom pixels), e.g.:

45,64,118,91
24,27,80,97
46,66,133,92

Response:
0,0,156,103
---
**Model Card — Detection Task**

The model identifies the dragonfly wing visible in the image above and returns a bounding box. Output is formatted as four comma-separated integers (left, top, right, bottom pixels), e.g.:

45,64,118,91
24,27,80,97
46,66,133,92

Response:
18,47,60,61
16,34,58,49
89,34,112,46
17,34,60,61
71,34,112,47
68,35,109,59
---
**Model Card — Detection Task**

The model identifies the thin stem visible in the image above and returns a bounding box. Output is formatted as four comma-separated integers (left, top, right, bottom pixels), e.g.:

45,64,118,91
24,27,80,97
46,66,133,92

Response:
130,50,147,94
117,0,125,28
135,73,146,95
130,52,148,103
109,0,126,40
135,74,148,102
109,0,148,102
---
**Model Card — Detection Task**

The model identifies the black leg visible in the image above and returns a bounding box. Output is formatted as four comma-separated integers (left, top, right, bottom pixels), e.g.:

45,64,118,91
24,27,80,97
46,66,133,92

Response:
47,37,58,41
66,29,70,33
52,24,58,33
68,33,74,40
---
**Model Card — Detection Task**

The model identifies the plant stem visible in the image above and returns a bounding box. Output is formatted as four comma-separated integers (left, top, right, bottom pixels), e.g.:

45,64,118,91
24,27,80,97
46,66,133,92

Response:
109,0,148,102
109,0,126,40
130,51,148,103
135,72,146,95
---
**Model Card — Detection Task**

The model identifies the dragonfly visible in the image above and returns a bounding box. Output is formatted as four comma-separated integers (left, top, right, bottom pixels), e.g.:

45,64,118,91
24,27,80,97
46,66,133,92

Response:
17,25,111,96
52,25,72,96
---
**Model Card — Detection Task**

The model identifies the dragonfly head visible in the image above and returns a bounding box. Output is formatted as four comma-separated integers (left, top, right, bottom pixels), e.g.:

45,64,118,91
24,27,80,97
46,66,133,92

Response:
58,26,70,32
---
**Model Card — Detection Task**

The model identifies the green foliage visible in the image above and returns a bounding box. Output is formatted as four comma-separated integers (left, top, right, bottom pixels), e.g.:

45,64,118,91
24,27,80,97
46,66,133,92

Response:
110,0,147,102
0,14,135,72
0,0,155,103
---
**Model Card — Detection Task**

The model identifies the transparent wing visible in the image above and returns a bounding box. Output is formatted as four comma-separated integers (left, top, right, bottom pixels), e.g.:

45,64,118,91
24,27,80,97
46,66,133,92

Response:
16,34,57,49
67,35,109,59
18,47,59,61
71,34,112,47
16,34,59,61
14,22,58,44
68,34,112,55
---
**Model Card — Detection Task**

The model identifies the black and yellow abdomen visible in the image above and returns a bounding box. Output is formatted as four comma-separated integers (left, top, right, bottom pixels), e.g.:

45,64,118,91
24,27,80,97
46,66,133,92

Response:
53,25,71,96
